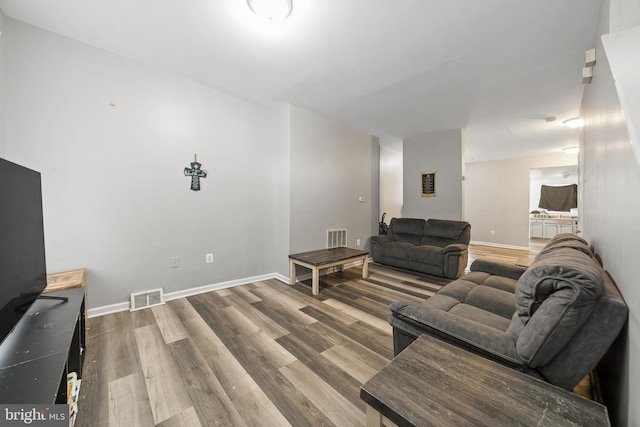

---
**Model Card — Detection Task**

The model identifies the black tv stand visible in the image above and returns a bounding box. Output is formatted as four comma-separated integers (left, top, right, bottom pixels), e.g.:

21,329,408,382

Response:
38,294,70,303
0,288,85,404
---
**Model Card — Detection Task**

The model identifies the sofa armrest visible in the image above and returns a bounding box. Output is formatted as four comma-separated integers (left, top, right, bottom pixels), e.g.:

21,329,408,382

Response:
470,259,527,280
370,235,396,246
389,301,524,369
442,243,468,254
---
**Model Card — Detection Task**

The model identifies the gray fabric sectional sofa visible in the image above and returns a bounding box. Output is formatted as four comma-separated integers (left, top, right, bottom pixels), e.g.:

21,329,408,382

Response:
388,234,628,390
370,218,471,279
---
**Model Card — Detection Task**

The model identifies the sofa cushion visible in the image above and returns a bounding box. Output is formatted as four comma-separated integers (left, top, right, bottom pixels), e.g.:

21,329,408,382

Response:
427,279,516,320
389,300,522,365
509,247,604,367
408,245,444,266
390,218,425,235
389,218,425,245
470,259,528,281
421,220,470,248
378,241,416,259
424,219,469,239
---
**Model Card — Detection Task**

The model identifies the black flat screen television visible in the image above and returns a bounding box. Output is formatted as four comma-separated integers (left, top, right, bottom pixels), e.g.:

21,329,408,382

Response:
0,158,47,346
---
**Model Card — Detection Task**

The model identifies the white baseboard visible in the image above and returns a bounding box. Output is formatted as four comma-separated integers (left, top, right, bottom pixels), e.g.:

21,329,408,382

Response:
88,301,130,318
88,259,372,319
87,272,290,318
470,240,530,251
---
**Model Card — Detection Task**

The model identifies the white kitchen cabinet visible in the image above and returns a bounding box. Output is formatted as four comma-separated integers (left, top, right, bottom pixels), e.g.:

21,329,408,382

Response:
557,220,576,234
543,221,559,238
529,220,544,238
529,218,578,239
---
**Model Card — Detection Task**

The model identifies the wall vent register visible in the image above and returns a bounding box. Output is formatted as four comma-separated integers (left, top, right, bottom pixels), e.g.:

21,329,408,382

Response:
130,288,164,311
326,229,347,249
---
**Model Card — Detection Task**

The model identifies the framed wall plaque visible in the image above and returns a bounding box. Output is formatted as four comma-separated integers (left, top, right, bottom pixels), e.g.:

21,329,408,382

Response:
421,172,436,197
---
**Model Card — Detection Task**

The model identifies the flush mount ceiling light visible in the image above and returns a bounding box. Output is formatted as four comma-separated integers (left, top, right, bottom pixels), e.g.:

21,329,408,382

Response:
563,117,584,128
247,0,293,21
563,146,580,154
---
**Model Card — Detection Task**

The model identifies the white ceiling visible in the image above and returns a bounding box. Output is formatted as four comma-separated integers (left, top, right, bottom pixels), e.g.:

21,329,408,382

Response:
0,0,601,162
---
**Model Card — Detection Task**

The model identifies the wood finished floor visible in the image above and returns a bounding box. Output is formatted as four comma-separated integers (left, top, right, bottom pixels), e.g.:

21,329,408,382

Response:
76,244,540,427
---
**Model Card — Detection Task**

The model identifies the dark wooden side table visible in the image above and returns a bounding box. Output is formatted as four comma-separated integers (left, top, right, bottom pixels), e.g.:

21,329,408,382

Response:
289,247,369,295
360,334,610,427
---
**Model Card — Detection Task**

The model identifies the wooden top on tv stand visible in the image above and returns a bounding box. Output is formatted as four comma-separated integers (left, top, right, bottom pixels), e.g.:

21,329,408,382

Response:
45,268,87,292
45,268,87,319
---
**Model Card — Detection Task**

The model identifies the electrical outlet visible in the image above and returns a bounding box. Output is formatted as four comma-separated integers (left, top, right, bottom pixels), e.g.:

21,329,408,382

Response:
490,230,495,235
206,253,214,263
356,239,361,247
170,257,180,268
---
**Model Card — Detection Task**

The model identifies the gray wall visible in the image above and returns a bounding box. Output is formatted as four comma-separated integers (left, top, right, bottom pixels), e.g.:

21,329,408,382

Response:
465,154,577,247
402,129,464,220
580,0,640,424
289,106,379,253
2,18,290,309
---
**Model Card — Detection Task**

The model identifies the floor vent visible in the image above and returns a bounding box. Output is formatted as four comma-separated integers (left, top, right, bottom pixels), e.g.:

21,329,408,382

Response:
130,288,164,311
327,229,347,248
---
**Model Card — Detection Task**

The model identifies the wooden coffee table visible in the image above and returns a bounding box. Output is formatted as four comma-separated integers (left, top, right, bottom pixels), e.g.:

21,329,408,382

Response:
289,247,369,295
361,334,610,427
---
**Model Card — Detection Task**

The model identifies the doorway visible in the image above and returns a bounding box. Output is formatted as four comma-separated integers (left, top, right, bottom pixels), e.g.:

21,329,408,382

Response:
529,165,578,247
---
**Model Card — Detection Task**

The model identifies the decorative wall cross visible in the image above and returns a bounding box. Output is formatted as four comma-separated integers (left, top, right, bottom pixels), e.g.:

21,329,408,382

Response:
184,154,207,191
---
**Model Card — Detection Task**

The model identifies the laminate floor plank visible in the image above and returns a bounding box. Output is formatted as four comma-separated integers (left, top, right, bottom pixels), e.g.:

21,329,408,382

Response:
365,275,441,299
206,318,335,426
179,306,290,427
156,407,202,427
75,317,110,427
76,245,543,426
216,288,234,296
168,337,247,427
221,293,289,339
348,278,428,304
229,285,262,304
101,311,144,381
80,311,145,427
275,332,365,411
370,279,437,300
319,282,389,315
300,306,394,360
279,360,366,427
189,296,329,426
187,293,245,339
263,279,359,325
249,283,308,310
336,279,410,306
134,324,193,424
223,305,297,368
320,284,393,321
131,307,158,329
321,343,388,384
322,298,393,334
366,276,442,298
249,287,317,325
369,264,450,288
151,303,189,344
250,300,338,353
107,373,154,427
166,298,202,323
